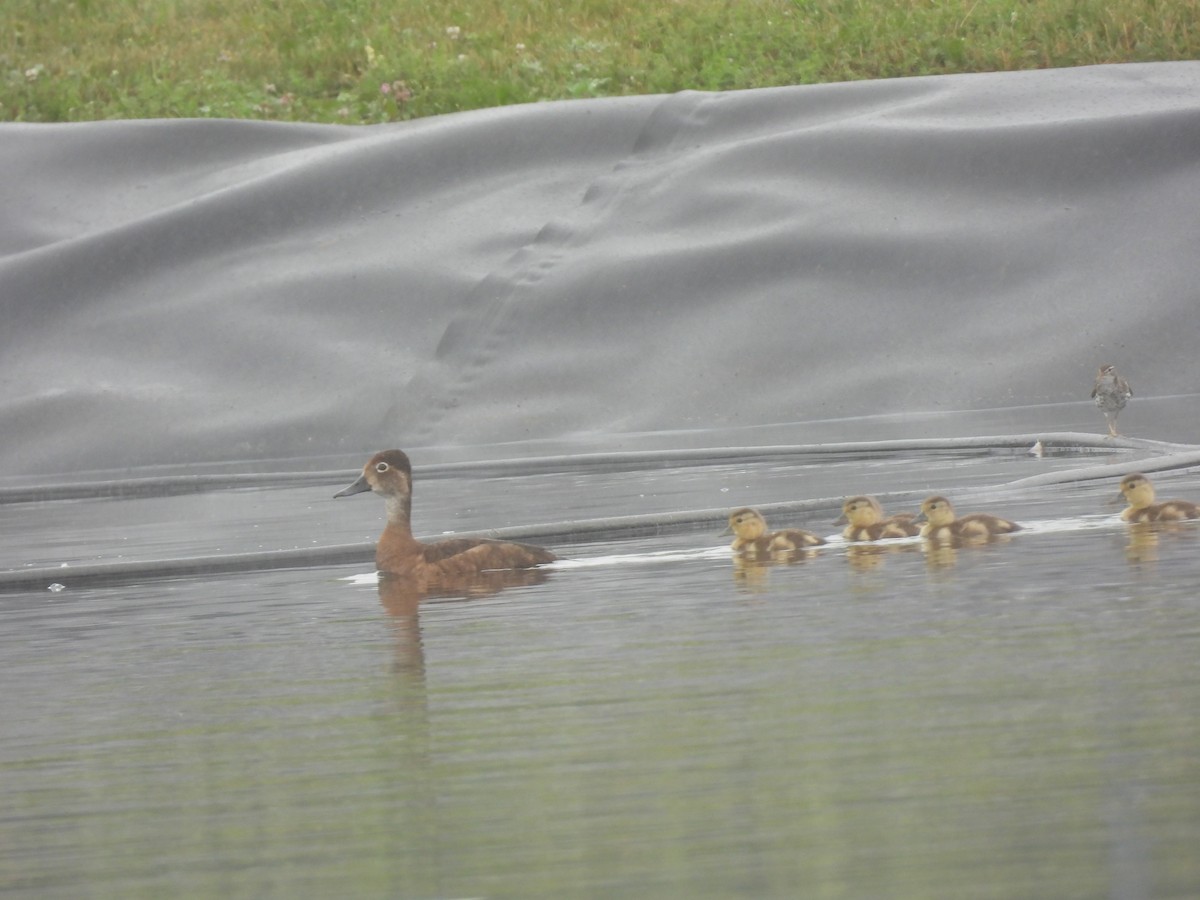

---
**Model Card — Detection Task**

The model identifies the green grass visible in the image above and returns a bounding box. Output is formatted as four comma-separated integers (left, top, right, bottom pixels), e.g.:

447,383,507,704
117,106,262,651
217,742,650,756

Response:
2,0,1197,123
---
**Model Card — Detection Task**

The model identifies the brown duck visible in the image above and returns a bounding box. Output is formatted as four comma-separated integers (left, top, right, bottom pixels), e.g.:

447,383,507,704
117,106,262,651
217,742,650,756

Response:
335,449,557,578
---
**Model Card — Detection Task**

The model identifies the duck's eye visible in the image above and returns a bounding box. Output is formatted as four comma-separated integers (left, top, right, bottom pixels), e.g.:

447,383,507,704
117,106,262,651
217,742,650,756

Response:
375,462,390,473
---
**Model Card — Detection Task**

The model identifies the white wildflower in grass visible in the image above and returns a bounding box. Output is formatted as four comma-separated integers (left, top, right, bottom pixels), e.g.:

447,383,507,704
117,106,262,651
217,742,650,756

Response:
445,25,461,39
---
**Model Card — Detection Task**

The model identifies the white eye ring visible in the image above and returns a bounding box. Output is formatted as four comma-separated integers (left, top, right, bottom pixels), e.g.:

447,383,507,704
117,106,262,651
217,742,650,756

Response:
375,462,390,473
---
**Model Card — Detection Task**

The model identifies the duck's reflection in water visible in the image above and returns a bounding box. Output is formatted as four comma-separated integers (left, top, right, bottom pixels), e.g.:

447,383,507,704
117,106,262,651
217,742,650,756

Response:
731,547,821,591
1125,524,1161,566
377,569,553,679
1123,520,1200,567
923,541,960,571
844,542,920,573
369,567,549,895
920,533,1019,571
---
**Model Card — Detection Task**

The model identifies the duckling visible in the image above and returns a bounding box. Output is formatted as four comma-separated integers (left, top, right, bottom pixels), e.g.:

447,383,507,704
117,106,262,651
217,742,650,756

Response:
836,495,920,541
335,449,556,579
917,496,1022,543
1091,364,1131,437
726,507,824,559
1117,473,1200,523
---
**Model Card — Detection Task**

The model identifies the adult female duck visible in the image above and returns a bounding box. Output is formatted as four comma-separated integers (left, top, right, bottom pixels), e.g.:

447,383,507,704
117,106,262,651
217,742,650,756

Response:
335,449,557,578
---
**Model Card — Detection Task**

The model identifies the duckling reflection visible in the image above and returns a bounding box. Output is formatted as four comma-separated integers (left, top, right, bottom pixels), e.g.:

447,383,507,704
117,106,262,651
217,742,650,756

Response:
1124,524,1161,566
843,541,921,573
922,541,961,571
836,495,920,541
844,543,891,573
1117,473,1200,523
916,496,1022,545
335,449,557,577
725,507,824,562
730,555,774,592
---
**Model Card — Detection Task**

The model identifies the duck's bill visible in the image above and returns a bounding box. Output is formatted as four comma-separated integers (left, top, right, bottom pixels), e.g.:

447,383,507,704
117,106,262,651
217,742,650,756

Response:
334,474,372,498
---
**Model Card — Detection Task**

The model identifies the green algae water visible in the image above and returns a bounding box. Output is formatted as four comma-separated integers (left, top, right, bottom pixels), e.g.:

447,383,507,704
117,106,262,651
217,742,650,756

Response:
3,449,1200,898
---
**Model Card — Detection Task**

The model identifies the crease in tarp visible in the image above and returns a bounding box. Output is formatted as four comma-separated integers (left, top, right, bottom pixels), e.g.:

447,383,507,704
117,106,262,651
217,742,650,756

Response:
393,91,712,445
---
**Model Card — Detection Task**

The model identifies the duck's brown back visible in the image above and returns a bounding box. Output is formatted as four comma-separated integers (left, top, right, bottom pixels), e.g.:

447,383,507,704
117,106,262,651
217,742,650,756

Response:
846,517,919,541
769,528,825,550
877,517,921,538
955,513,1021,537
1140,500,1200,523
422,538,557,576
734,536,777,559
376,528,555,577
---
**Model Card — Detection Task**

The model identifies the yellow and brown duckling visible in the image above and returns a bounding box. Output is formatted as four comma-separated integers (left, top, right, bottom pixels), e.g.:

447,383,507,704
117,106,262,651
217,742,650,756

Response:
335,449,557,579
836,495,921,541
726,507,824,559
1117,473,1200,523
1091,363,1132,437
917,496,1022,543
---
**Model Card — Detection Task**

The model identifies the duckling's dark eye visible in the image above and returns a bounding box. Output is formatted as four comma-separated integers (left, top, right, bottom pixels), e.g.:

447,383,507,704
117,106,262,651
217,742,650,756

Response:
375,462,390,473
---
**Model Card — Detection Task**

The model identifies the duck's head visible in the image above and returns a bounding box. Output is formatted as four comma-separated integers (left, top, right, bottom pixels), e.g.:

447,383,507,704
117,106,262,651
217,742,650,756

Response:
836,495,883,527
726,508,768,541
1119,473,1155,509
335,449,413,500
917,496,956,527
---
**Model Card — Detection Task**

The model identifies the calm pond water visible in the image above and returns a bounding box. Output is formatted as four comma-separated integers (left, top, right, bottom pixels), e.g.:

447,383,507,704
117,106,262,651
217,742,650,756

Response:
3,445,1200,898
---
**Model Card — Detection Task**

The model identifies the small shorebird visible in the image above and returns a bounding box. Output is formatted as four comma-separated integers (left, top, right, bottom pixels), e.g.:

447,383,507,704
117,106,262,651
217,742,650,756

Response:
1091,364,1132,437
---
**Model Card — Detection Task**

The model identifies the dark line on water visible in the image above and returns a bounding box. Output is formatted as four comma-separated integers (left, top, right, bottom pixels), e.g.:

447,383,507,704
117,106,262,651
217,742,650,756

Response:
5,435,1199,592
1,432,1186,505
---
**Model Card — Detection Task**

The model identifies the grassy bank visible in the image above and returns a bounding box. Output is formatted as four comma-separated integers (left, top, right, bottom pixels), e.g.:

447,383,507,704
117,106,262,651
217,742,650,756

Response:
2,0,1197,123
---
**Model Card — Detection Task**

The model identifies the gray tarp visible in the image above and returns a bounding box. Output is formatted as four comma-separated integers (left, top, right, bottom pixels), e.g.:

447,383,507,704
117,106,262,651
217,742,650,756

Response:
2,62,1198,477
